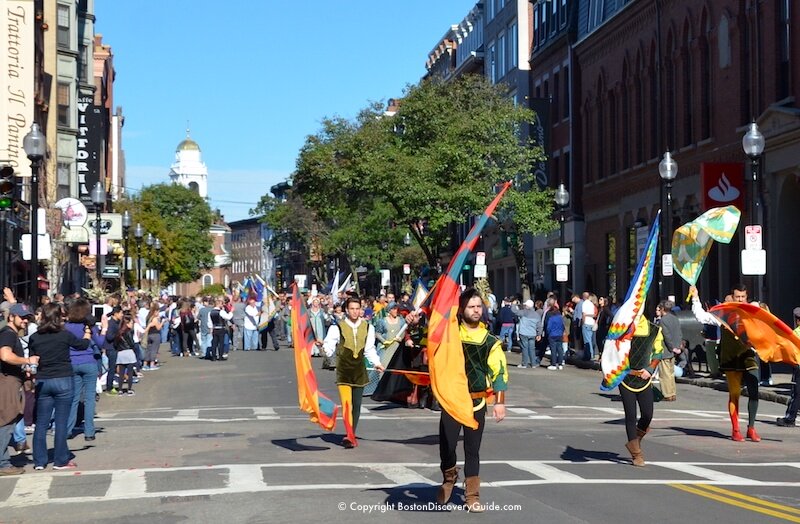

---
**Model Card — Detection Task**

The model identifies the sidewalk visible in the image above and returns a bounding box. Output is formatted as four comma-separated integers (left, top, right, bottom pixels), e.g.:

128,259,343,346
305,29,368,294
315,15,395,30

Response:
509,349,793,406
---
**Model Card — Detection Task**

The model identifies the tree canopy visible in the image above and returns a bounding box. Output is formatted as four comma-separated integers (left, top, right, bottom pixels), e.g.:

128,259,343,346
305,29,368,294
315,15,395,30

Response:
117,183,215,284
256,74,555,291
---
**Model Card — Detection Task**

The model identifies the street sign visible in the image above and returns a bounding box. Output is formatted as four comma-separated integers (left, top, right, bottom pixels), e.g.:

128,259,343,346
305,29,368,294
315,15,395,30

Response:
21,233,52,260
88,238,108,255
476,252,486,265
744,225,762,250
380,269,391,287
473,263,487,278
554,247,571,265
741,249,766,275
102,265,120,278
661,254,674,276
403,264,410,275
556,264,568,282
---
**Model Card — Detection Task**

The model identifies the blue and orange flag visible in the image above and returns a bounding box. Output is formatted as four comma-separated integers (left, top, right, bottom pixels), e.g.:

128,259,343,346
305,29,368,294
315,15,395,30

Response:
290,283,338,431
428,181,512,430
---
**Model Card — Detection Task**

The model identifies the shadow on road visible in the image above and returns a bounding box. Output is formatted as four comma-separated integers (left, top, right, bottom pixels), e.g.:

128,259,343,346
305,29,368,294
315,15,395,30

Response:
560,445,624,463
271,434,334,451
368,484,460,512
370,434,440,446
666,426,730,439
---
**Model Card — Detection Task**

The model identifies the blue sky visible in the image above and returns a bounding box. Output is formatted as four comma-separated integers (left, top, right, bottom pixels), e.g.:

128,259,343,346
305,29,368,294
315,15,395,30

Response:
94,1,477,222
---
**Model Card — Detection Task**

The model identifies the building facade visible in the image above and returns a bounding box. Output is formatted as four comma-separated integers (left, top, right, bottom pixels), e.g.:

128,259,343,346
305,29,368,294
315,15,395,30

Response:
228,216,274,288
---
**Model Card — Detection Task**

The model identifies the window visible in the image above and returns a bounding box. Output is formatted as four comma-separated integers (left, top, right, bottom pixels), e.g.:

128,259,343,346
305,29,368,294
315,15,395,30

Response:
57,162,71,200
488,41,497,83
682,26,693,147
509,22,518,69
498,32,506,76
606,232,617,301
57,83,70,126
778,0,791,100
57,4,70,47
551,0,557,34
563,66,570,118
534,8,540,47
202,274,213,287
79,45,90,83
487,0,495,20
588,0,605,31
560,0,568,27
553,72,560,121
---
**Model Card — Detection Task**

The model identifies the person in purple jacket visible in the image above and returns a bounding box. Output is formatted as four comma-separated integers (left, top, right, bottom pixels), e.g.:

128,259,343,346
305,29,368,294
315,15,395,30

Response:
63,298,105,441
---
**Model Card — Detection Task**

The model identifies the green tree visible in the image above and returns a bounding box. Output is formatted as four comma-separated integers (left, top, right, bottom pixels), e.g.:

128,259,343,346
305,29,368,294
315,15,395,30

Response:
118,183,215,284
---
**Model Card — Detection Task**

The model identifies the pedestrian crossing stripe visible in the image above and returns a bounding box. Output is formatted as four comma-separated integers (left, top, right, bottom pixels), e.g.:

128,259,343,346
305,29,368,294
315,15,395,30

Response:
95,405,782,423
2,461,799,509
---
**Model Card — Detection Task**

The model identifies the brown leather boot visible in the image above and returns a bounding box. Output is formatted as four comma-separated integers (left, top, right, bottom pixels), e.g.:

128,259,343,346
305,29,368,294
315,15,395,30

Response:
464,476,484,512
625,439,645,466
436,466,459,504
636,426,650,443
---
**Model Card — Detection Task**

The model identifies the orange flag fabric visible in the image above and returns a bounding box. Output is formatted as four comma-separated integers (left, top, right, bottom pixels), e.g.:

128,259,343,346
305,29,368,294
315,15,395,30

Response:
428,181,512,430
709,302,800,366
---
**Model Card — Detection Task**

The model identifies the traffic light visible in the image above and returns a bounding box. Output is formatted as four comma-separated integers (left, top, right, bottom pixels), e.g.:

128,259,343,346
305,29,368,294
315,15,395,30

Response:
0,166,14,210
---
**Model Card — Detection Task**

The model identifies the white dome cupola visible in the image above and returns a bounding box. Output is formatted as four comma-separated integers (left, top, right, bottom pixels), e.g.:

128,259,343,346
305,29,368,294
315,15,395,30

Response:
168,128,208,198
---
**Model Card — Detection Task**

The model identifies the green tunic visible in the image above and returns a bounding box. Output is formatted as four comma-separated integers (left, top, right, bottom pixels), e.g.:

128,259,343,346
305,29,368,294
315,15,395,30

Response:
463,330,503,408
719,327,758,372
622,320,664,392
335,320,370,387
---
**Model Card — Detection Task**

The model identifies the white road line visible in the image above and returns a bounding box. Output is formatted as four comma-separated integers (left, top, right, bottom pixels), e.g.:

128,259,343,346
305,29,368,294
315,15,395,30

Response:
226,464,269,491
588,407,625,415
175,409,199,420
252,407,276,416
370,464,434,485
105,469,147,498
507,408,538,415
653,463,759,484
666,410,724,418
507,461,583,482
7,474,52,507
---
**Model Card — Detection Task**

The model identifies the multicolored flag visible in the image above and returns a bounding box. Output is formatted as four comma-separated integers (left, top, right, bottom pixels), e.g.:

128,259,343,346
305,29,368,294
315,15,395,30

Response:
672,206,741,286
291,283,338,431
411,279,429,311
600,212,660,390
428,181,512,430
709,302,800,366
253,274,266,303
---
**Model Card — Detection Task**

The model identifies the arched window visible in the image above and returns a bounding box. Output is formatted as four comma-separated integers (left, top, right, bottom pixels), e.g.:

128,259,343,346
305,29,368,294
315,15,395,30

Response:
664,30,677,150
635,51,645,164
189,181,199,194
621,58,630,170
700,10,712,139
202,274,213,287
682,20,693,147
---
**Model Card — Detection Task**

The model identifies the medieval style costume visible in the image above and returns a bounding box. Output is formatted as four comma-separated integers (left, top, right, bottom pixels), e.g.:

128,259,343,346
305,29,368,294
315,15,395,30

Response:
371,311,428,408
619,316,665,466
437,321,508,512
322,315,381,448
692,297,761,442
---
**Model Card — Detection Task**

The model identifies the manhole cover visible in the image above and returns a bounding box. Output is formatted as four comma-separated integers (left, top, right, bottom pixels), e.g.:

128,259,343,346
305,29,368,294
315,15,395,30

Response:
185,432,243,439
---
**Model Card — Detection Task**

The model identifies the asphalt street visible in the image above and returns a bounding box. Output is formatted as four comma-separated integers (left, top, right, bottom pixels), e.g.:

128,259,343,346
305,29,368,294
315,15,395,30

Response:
1,343,799,524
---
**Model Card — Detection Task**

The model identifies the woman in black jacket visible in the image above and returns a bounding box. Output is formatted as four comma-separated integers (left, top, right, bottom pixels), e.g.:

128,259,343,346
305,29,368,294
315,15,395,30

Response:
29,303,92,470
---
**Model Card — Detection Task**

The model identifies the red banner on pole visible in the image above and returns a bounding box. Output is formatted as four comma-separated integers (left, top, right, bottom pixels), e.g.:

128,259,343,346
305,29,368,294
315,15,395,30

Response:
700,162,745,213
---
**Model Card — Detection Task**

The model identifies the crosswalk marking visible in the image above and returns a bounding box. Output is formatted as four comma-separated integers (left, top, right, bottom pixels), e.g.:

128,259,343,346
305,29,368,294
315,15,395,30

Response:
105,469,147,498
507,461,583,482
654,463,759,484
2,461,799,508
99,404,771,423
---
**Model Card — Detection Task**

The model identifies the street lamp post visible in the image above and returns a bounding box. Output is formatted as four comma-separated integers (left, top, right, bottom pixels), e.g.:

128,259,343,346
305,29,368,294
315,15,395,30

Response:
743,122,765,299
154,237,162,291
22,123,45,306
145,232,154,290
134,223,144,289
121,210,131,290
554,183,570,304
658,151,678,300
91,182,106,283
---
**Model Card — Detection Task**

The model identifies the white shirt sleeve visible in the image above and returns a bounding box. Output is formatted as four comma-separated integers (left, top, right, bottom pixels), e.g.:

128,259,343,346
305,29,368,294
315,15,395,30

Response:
220,309,233,321
691,298,720,326
363,324,380,367
322,324,340,357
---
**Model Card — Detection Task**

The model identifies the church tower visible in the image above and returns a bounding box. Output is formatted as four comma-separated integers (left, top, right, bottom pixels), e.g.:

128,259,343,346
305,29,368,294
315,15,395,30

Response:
168,129,208,199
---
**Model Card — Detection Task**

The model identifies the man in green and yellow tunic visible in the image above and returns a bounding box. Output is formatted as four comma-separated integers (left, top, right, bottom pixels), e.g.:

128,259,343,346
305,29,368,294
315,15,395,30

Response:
437,288,508,513
322,297,384,448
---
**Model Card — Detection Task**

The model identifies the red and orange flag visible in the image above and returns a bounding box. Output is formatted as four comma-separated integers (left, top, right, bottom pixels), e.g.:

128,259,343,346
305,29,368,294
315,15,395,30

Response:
709,302,800,366
428,181,512,430
291,283,338,430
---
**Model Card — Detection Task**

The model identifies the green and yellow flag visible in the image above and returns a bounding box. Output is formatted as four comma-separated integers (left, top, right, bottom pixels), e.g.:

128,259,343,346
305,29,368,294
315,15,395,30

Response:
671,205,741,285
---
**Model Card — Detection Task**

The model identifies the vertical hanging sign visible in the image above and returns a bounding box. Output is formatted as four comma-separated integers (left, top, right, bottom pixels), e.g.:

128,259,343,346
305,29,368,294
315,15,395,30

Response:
77,93,103,209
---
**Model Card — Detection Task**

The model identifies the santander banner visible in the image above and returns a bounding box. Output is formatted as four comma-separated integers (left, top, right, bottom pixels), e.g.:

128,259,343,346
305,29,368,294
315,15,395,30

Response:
701,162,746,213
